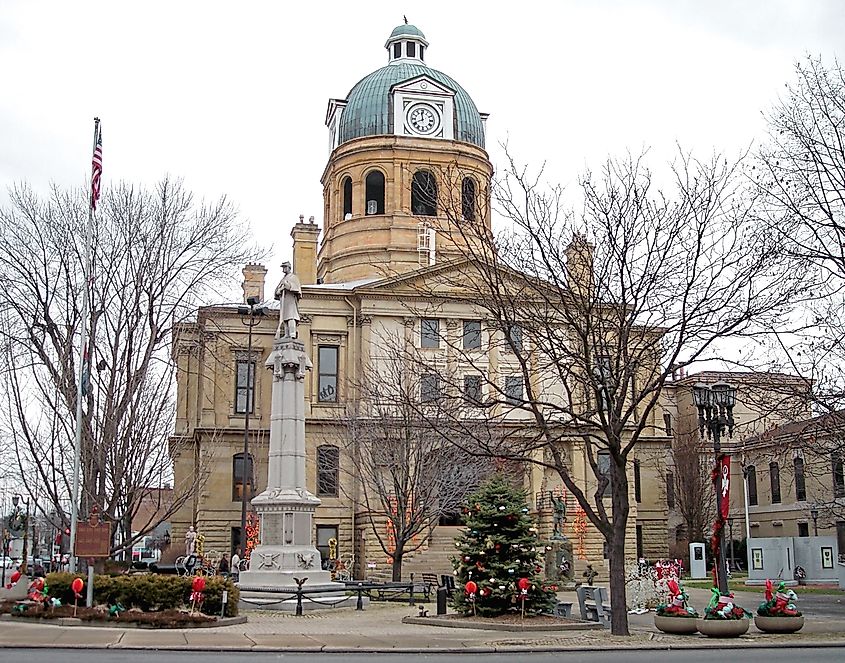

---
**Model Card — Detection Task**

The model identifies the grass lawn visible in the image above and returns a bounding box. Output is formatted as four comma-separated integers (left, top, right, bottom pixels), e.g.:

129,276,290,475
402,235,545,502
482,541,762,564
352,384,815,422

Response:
680,579,844,595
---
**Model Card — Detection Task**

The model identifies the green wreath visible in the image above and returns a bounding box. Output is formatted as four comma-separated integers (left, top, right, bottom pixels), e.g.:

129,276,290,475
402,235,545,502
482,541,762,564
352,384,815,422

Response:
7,511,27,535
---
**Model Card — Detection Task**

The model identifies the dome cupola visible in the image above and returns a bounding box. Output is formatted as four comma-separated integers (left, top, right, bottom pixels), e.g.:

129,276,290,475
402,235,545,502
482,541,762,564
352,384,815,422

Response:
318,23,493,285
325,22,488,151
385,21,429,63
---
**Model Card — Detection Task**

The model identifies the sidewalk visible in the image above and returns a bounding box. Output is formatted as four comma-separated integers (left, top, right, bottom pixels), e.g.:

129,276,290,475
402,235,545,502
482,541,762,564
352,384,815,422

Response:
1,598,843,652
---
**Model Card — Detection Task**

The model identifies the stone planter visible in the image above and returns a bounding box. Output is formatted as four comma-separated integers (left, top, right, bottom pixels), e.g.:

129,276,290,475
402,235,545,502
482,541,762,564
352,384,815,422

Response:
654,615,699,634
754,615,804,633
696,617,749,638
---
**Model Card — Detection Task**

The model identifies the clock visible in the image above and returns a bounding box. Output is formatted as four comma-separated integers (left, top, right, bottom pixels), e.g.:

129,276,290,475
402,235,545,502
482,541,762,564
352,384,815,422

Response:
406,103,439,135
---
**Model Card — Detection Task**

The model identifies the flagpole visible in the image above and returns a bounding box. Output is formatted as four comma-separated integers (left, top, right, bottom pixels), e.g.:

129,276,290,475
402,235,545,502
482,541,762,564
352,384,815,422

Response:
69,117,100,574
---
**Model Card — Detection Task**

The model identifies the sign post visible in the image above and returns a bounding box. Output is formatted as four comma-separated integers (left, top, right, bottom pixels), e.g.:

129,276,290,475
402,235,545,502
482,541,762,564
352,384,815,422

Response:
72,507,110,607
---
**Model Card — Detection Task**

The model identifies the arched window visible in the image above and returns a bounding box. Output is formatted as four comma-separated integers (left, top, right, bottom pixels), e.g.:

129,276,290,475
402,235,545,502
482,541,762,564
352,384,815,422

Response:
770,461,781,504
342,177,352,218
412,170,437,216
317,445,340,497
794,456,806,501
232,452,254,501
364,170,385,215
746,465,758,505
461,177,476,221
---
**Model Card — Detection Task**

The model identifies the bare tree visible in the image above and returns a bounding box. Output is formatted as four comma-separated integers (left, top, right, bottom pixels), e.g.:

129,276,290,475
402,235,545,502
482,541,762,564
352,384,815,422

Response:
392,149,806,634
0,178,258,554
753,56,845,519
669,430,715,547
756,56,845,408
337,332,493,581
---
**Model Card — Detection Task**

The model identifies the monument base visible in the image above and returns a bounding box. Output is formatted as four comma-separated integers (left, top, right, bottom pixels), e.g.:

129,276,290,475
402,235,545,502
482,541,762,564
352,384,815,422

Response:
238,571,357,612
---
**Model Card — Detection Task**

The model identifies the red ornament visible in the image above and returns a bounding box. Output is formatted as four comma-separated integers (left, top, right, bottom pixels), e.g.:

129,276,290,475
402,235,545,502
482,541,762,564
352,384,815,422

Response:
10,571,21,585
192,575,206,592
71,577,84,597
30,577,45,592
517,577,531,591
464,580,478,595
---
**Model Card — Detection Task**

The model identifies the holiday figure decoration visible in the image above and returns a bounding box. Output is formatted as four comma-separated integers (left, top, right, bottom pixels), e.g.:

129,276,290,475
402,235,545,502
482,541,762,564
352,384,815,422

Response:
758,580,800,617
451,474,556,617
27,577,48,608
704,587,751,620
656,579,698,618
754,579,804,633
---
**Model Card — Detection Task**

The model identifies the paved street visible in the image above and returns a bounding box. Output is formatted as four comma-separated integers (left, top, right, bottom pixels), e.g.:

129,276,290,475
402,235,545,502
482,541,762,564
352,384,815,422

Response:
4,649,845,663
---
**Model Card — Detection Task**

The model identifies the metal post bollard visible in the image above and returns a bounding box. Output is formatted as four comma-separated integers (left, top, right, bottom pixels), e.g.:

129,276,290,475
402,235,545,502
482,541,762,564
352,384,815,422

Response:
356,583,364,611
408,573,416,606
436,587,447,615
294,577,307,616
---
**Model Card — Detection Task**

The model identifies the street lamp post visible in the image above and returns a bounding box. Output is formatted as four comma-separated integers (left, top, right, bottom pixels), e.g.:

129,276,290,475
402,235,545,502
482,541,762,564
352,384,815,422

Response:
810,504,819,536
12,493,30,576
693,381,737,596
238,296,265,557
727,516,735,572
1,527,8,585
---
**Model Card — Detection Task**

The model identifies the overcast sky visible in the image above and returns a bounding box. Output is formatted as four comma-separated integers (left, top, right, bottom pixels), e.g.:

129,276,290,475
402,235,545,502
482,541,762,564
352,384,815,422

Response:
1,0,843,293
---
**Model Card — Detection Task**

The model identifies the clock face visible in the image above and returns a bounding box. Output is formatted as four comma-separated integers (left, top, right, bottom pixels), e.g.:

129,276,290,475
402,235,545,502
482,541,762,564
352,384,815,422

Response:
407,103,439,135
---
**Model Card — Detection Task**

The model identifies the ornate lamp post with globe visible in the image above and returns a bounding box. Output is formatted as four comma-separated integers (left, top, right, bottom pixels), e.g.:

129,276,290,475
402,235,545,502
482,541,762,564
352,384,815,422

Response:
11,493,30,576
237,296,266,555
692,381,737,596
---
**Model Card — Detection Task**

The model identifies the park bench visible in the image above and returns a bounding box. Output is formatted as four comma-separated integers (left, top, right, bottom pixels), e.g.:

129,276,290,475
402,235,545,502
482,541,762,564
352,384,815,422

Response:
577,585,611,627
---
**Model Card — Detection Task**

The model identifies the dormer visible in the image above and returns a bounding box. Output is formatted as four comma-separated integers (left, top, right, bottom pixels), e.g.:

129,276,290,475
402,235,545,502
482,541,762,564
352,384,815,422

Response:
391,75,456,140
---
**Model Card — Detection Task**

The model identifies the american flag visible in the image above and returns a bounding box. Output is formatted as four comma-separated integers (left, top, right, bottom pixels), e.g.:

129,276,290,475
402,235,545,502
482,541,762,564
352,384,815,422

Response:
91,122,103,210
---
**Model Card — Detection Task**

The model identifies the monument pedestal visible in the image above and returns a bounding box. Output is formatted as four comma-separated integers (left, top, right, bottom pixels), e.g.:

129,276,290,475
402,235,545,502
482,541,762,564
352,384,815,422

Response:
237,335,347,610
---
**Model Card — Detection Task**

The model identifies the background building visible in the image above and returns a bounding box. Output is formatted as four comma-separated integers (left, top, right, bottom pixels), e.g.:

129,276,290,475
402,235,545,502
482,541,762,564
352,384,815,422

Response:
170,23,672,581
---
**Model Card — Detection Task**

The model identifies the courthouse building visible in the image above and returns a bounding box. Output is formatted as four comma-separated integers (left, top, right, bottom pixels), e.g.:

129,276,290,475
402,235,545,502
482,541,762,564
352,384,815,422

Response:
169,23,674,580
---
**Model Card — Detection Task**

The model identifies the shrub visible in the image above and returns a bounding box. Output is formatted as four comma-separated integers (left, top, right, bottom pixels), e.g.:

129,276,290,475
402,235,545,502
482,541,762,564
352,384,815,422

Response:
44,572,238,616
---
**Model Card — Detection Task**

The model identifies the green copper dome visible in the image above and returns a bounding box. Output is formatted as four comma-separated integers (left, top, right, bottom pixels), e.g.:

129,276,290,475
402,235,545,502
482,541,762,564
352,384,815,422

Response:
389,24,426,40
338,62,486,148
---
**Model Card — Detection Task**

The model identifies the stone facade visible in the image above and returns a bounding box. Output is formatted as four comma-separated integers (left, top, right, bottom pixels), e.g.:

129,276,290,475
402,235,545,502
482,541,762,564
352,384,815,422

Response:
168,23,674,583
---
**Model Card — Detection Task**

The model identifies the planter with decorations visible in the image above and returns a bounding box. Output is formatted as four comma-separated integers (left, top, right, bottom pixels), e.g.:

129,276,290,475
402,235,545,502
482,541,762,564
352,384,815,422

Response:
754,580,804,633
654,579,699,634
695,588,751,637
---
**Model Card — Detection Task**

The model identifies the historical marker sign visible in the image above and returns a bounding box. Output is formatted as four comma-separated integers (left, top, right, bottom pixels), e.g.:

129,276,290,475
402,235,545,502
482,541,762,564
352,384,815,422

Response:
73,509,111,557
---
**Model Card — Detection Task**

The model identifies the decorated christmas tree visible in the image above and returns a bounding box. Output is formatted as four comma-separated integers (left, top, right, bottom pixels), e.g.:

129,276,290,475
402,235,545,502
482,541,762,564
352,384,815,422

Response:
451,474,557,617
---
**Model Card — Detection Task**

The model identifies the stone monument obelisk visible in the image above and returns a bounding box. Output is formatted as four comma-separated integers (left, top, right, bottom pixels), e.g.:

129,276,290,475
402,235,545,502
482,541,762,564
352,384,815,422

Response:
238,262,347,608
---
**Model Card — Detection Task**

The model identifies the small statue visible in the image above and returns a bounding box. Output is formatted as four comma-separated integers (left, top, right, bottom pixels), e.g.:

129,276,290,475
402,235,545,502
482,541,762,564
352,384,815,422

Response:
275,261,302,339
185,525,197,556
582,563,598,586
551,494,567,540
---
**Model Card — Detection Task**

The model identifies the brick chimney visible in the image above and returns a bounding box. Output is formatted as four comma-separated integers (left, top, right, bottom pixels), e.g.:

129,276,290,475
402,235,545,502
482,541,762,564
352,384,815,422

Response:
291,214,320,285
565,234,594,299
241,263,268,303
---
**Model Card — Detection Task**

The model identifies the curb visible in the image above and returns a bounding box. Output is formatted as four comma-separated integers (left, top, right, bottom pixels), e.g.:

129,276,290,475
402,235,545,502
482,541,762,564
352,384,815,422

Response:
402,615,605,631
0,613,248,629
1,640,845,653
